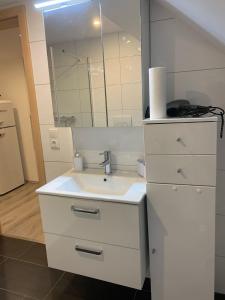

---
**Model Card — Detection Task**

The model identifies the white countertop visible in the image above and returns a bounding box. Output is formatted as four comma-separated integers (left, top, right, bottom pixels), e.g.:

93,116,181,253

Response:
143,116,218,124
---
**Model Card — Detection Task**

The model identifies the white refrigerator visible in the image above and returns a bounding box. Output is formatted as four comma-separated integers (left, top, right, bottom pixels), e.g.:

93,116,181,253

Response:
0,101,24,195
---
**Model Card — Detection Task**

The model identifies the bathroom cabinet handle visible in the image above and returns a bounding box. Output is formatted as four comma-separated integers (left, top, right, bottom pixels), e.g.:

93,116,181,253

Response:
177,168,182,174
75,245,103,256
71,205,99,215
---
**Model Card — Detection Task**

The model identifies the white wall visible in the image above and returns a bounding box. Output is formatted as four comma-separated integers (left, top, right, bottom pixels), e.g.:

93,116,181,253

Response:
151,0,225,293
73,127,144,171
48,34,144,170
158,0,225,47
22,0,74,182
0,27,38,181
70,29,144,171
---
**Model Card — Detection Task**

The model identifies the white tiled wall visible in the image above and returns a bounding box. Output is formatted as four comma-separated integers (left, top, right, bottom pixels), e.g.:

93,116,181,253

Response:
10,0,75,182
50,31,142,128
151,0,225,293
50,42,93,127
104,32,142,127
72,127,144,171
0,0,144,181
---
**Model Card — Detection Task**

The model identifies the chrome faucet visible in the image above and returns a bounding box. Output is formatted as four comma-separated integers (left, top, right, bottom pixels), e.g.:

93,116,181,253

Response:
99,151,112,175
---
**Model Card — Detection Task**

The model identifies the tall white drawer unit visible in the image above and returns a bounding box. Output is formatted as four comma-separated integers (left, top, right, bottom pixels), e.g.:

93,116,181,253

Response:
144,117,218,300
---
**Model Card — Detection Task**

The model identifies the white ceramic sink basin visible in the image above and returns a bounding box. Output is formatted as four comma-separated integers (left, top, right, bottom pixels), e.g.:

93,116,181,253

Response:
37,169,146,204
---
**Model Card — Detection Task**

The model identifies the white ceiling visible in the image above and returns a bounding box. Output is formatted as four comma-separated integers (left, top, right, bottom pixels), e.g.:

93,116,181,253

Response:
101,0,140,40
44,1,121,44
0,0,141,44
44,0,140,44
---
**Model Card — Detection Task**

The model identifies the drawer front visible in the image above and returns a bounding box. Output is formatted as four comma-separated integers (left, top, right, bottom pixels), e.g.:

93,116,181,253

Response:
39,195,141,249
146,155,216,186
147,183,215,300
0,127,24,194
45,233,143,289
0,105,15,128
144,122,217,155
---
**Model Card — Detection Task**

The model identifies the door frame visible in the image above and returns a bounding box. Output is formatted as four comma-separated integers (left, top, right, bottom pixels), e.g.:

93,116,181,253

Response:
0,5,46,184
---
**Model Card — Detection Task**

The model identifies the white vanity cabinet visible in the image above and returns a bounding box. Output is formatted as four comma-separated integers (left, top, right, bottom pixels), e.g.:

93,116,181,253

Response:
144,117,218,300
39,194,147,289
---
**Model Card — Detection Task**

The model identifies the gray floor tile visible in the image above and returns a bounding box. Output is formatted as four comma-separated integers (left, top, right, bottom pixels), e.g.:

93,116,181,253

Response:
19,243,47,267
0,258,62,299
0,237,33,259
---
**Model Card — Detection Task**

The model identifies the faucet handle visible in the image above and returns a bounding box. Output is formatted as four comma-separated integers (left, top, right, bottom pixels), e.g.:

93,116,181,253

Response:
99,151,111,162
99,150,110,156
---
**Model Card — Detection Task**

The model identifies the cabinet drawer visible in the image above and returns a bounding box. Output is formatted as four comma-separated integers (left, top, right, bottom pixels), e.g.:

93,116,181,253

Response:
0,127,24,194
147,183,215,300
0,103,15,128
45,233,144,289
144,122,217,155
146,155,216,186
39,195,142,249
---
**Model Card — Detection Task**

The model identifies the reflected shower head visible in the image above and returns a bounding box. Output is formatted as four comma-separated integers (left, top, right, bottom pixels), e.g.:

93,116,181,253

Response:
60,49,82,62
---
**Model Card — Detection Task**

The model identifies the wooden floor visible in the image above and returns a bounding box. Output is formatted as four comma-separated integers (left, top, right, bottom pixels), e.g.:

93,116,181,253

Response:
0,182,44,244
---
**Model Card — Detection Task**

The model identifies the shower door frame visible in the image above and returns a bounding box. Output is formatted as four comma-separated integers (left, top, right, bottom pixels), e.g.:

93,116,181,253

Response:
0,5,46,184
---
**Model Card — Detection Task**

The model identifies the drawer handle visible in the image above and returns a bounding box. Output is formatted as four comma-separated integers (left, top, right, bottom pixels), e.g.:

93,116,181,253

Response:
176,137,181,142
75,245,103,256
71,205,99,215
0,110,7,113
0,133,5,137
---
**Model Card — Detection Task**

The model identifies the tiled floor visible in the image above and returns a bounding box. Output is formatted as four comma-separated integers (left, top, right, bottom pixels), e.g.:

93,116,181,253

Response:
0,236,223,300
0,236,149,300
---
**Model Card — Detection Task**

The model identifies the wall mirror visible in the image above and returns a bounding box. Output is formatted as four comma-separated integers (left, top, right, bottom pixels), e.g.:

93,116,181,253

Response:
44,0,145,127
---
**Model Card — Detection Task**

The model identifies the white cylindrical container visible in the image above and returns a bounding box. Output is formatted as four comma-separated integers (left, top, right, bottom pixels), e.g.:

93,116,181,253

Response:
149,67,167,119
73,152,83,172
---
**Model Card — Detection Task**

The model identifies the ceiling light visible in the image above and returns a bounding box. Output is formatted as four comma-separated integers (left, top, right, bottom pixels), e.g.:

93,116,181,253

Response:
34,0,90,9
93,18,101,27
35,0,71,9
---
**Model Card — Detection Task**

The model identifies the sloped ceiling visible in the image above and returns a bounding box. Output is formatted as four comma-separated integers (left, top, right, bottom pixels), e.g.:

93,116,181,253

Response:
158,0,225,46
101,0,140,40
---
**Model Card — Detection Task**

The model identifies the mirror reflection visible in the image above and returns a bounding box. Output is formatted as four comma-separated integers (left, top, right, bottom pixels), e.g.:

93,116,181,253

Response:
44,0,143,127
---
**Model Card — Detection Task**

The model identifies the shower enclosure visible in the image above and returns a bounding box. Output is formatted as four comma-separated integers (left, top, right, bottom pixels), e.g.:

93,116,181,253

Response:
49,46,94,127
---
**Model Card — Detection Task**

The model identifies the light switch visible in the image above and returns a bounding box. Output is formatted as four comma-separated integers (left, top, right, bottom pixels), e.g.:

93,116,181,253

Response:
50,138,60,150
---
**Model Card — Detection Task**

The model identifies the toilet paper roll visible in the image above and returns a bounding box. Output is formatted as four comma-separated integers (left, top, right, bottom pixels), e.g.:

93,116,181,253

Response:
149,67,167,119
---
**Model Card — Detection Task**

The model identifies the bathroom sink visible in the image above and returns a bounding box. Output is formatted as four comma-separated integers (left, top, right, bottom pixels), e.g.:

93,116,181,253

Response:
36,169,146,204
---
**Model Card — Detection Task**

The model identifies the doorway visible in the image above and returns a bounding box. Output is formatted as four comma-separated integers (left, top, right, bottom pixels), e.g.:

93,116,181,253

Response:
0,6,45,243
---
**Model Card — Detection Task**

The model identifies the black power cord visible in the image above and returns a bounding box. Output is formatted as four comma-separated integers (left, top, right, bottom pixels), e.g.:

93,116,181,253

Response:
167,105,225,138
